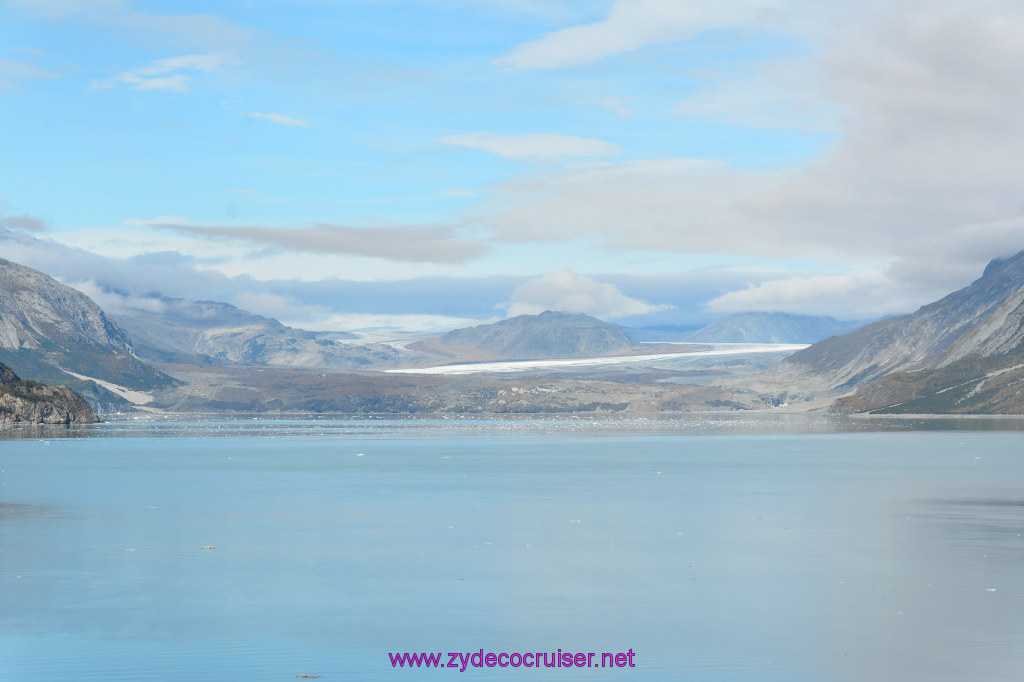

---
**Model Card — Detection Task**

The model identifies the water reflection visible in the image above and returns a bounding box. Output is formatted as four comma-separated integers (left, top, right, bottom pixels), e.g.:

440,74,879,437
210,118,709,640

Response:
3,423,1024,680
819,489,1024,682
3,412,1024,440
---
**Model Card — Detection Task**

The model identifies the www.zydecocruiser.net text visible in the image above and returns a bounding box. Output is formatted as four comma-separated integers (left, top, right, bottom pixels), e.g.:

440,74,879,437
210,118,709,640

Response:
389,648,637,671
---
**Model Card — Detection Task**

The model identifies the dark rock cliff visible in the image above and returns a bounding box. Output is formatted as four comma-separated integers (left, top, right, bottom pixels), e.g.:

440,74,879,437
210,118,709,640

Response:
0,361,100,424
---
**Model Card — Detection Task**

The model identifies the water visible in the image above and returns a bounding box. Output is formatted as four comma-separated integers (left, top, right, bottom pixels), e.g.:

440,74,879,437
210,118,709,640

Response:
2,416,1024,680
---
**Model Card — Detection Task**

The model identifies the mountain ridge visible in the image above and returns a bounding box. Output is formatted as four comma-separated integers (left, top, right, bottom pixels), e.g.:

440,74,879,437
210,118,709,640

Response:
763,250,1024,413
408,311,635,361
0,258,180,408
110,297,407,369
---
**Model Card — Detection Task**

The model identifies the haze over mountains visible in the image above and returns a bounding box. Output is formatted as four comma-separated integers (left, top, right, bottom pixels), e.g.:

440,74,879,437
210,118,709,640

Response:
113,297,408,369
683,312,862,344
416,311,856,360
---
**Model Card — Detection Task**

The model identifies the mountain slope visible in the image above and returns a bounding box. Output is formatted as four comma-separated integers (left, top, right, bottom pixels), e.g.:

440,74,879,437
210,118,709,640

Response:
769,250,1024,413
782,252,1024,388
409,311,634,361
111,297,408,370
685,312,860,344
0,258,179,402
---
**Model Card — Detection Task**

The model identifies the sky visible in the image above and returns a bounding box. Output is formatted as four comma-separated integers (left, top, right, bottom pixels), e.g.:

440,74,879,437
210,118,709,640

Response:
3,0,1024,333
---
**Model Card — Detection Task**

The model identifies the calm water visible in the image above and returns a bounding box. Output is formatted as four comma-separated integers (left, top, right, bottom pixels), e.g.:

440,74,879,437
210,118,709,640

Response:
2,416,1024,680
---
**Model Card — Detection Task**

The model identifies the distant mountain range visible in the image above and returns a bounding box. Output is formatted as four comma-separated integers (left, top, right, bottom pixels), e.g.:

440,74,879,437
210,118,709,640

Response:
8,250,1024,415
113,297,408,370
682,312,862,344
408,311,635,361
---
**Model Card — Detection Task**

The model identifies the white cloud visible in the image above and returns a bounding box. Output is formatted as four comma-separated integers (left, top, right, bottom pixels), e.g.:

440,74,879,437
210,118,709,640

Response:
123,215,190,226
440,187,478,197
12,0,127,18
473,1,1024,316
0,59,60,80
497,0,788,70
301,312,497,335
90,52,237,93
0,230,520,333
706,273,903,317
61,279,169,315
0,55,63,91
229,292,498,333
143,220,486,264
242,112,310,127
596,96,633,118
130,74,189,92
17,1,261,52
136,53,234,75
18,0,1024,325
479,158,762,248
232,291,317,321
437,132,620,160
500,268,673,319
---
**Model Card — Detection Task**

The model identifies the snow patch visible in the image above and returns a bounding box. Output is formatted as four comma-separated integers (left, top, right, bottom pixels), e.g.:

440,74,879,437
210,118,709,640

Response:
386,343,808,375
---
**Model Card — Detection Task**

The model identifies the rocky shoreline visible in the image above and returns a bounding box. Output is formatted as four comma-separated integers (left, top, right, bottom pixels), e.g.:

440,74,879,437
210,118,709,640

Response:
0,362,100,424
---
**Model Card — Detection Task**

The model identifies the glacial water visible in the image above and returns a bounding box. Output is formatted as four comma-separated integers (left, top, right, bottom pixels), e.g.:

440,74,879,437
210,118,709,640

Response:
3,415,1024,680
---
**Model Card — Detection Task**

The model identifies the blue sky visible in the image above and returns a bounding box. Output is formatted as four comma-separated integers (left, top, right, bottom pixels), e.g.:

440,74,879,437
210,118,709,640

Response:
4,0,1024,333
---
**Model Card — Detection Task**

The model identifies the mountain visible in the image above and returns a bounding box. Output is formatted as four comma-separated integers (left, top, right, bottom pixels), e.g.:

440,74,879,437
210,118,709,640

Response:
685,312,861,343
111,297,407,369
409,311,635,361
0,258,180,406
0,360,100,424
771,250,1024,413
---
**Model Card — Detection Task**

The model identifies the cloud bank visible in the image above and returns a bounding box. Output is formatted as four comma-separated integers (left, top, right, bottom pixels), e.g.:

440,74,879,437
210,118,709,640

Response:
500,268,673,319
148,221,486,264
481,0,1024,313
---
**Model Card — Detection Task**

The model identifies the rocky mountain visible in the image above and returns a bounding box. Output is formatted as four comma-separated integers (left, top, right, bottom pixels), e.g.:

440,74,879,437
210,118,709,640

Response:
770,250,1024,413
685,312,861,343
0,361,99,424
0,362,16,383
111,297,408,370
409,311,635,361
0,258,179,406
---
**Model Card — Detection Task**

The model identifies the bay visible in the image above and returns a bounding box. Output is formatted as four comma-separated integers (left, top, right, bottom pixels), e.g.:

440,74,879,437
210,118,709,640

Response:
2,416,1024,680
